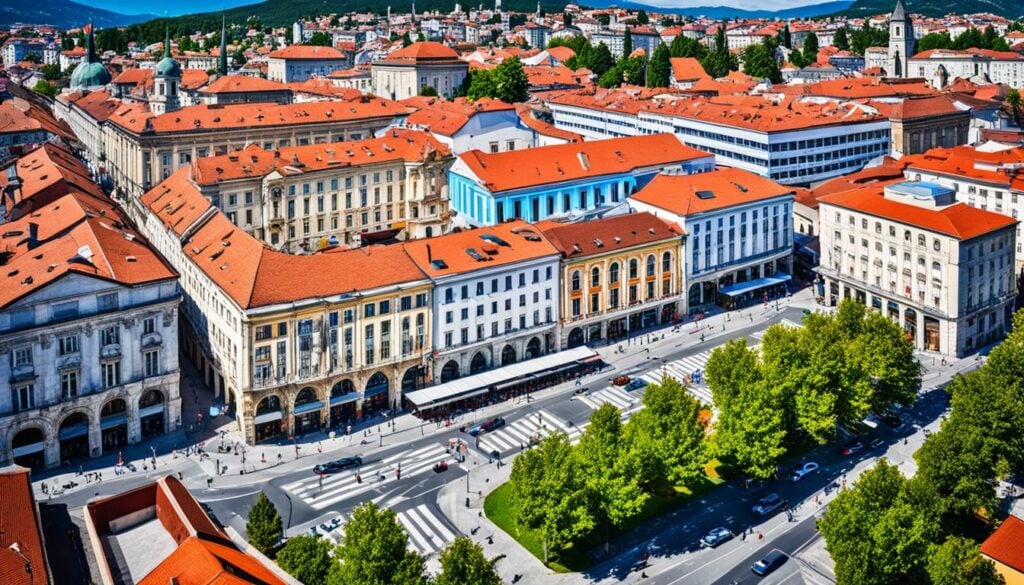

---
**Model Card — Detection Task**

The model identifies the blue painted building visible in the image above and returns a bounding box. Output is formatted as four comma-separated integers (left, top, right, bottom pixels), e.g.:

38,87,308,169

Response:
448,133,714,226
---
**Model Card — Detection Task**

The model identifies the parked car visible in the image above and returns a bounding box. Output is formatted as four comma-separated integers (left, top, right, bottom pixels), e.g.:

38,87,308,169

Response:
469,417,506,436
313,456,363,475
840,440,864,456
625,379,649,391
700,527,734,548
788,462,819,482
751,550,787,576
752,493,784,516
612,375,631,386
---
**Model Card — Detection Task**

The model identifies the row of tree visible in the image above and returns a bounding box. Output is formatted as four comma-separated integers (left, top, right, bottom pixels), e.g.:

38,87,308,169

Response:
917,25,1011,53
247,493,503,585
458,56,530,103
507,378,708,563
817,308,1024,584
705,300,921,479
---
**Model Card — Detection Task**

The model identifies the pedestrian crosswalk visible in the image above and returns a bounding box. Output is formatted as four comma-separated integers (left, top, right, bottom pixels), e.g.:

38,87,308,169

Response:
283,443,451,511
751,318,804,340
639,349,715,405
576,386,640,413
476,410,583,455
307,504,458,556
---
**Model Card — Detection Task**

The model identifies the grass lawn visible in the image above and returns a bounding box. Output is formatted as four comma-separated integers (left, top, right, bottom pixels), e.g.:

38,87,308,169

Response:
484,459,736,573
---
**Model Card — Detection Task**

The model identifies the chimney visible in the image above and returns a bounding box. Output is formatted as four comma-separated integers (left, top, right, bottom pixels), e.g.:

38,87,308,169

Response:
426,244,432,263
27,222,40,249
577,152,590,171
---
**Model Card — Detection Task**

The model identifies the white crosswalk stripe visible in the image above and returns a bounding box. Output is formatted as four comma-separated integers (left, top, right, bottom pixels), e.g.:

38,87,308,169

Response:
640,349,715,405
477,410,583,455
396,504,458,556
576,386,640,412
283,443,452,510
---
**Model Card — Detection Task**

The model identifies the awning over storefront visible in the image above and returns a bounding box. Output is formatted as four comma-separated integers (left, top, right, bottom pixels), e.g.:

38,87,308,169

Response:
58,422,89,441
100,414,128,430
293,401,324,416
405,347,597,409
330,392,360,406
718,273,792,297
254,410,284,425
139,404,165,419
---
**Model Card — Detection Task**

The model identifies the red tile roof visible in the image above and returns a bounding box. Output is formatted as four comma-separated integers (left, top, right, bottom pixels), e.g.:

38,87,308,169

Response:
818,184,1017,240
670,57,709,83
402,221,559,277
269,45,346,60
191,129,450,184
199,75,289,94
515,104,583,143
0,141,106,214
869,95,964,120
538,212,682,258
546,46,576,64
630,168,793,216
404,97,514,136
456,133,710,193
138,537,286,585
981,515,1024,574
0,466,49,585
381,41,460,63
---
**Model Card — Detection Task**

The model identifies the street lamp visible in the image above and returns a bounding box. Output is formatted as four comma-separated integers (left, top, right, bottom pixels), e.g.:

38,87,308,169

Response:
9,542,33,585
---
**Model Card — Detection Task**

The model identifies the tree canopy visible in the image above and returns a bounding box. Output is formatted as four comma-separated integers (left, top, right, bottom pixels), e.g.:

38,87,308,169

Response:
467,57,529,103
435,536,503,585
332,501,427,585
276,535,334,585
246,492,282,556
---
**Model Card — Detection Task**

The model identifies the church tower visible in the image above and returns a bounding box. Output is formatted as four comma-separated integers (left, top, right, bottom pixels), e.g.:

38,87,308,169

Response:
888,0,915,77
151,28,181,115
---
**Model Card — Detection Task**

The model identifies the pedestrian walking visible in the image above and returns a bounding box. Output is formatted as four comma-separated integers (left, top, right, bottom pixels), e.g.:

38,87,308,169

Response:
758,532,763,541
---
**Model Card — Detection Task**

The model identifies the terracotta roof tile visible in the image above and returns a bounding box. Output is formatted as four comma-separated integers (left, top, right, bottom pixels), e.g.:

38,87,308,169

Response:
200,75,289,94
269,45,346,60
380,41,460,63
456,133,710,193
981,515,1024,574
538,212,682,258
402,221,559,277
514,104,583,143
630,168,793,216
670,57,709,83
0,141,105,214
0,466,49,585
404,97,513,136
818,184,1017,240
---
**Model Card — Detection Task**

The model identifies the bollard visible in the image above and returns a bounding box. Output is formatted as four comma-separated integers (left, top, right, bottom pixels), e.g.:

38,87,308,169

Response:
465,497,470,508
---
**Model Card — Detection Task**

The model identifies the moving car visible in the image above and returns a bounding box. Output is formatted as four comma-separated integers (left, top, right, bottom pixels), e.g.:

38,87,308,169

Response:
840,440,864,456
788,462,819,482
612,375,631,386
625,379,649,391
313,456,363,475
700,527,734,548
752,493,784,516
751,550,787,576
468,417,506,436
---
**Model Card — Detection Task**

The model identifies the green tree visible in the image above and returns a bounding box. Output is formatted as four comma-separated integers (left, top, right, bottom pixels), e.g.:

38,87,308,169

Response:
309,31,332,46
562,12,573,27
508,432,593,564
435,536,502,585
646,44,671,88
32,80,57,98
575,404,647,551
819,461,941,585
276,535,334,585
598,65,624,88
705,338,760,414
590,42,615,77
669,35,707,60
491,56,530,103
466,69,497,100
701,21,736,78
1007,89,1024,126
834,26,849,51
402,31,412,47
419,85,438,96
742,43,781,83
623,27,633,57
636,9,649,25
780,23,792,49
246,492,282,555
802,31,820,65
332,501,426,585
23,53,41,64
928,537,1005,585
626,376,707,488
917,31,953,51
850,20,889,55
60,36,75,51
40,64,61,80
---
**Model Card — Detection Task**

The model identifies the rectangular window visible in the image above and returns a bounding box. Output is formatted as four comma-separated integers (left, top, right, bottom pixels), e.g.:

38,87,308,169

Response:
52,301,78,321
12,384,34,412
255,325,272,340
143,317,156,335
365,324,375,365
61,371,78,399
380,321,391,361
102,361,121,388
100,326,120,347
97,292,118,312
144,350,160,377
59,334,80,356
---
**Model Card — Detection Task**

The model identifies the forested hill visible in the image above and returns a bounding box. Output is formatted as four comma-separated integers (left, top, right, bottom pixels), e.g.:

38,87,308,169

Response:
842,0,1024,19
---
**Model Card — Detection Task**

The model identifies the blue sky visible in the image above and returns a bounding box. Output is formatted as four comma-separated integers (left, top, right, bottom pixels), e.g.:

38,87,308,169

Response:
92,0,828,17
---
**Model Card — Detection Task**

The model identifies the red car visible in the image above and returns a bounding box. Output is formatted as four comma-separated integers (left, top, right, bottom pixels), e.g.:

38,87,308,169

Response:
612,375,631,386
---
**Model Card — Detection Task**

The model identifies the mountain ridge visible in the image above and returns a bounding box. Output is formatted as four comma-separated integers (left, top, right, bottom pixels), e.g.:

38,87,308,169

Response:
0,0,154,27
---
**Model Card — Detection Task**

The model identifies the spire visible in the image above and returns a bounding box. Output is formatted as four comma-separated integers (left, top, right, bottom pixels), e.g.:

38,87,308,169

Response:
163,25,171,60
219,14,228,76
891,0,908,22
86,20,98,63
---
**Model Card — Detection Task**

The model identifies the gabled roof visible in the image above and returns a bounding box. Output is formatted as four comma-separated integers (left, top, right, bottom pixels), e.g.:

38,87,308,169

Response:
269,45,345,60
630,168,793,217
0,140,105,214
456,133,710,193
0,466,49,585
199,75,289,94
818,184,1017,240
380,41,460,63
404,97,514,136
670,57,708,82
402,221,559,277
981,515,1024,574
538,212,682,258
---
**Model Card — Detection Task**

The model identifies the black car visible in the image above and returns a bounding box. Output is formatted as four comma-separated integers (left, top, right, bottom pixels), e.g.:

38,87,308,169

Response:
751,550,787,576
313,456,363,475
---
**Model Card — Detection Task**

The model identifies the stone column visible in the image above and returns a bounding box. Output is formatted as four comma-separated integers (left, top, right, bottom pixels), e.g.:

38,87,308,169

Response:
44,435,60,469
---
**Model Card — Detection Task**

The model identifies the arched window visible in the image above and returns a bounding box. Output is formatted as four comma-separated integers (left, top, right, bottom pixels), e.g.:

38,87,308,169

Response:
931,261,941,272
918,234,926,247
646,255,656,277
662,251,672,273
629,259,638,279
591,266,600,287
571,271,581,291
609,262,620,284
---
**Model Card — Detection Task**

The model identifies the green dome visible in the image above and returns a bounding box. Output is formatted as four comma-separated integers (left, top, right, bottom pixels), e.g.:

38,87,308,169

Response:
70,60,111,89
155,56,181,78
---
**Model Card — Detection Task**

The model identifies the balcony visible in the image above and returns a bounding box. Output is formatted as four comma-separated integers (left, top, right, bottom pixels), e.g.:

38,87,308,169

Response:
141,332,163,348
100,343,121,359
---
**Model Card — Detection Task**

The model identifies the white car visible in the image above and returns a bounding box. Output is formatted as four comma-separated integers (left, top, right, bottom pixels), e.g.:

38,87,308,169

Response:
788,462,819,482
